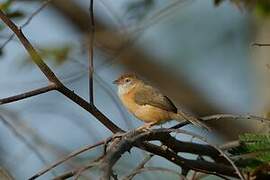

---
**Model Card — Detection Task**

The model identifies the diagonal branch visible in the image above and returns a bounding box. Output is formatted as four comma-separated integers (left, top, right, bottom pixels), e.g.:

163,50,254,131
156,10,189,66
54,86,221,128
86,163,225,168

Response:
0,115,57,176
29,139,107,180
0,9,123,133
0,84,56,105
252,43,270,47
122,154,153,180
0,10,61,84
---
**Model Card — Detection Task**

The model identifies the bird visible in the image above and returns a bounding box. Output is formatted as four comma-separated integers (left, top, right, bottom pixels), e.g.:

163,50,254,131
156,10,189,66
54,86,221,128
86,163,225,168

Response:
113,73,210,130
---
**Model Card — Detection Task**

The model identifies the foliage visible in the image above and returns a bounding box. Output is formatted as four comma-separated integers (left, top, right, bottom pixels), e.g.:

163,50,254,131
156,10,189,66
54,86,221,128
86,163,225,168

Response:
229,133,270,178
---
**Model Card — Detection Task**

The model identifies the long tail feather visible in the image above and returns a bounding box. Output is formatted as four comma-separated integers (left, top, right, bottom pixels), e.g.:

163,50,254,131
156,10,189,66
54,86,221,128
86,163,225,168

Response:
174,111,211,131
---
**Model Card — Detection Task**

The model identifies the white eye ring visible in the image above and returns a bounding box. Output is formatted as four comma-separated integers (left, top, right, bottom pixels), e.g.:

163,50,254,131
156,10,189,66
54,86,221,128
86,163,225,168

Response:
125,78,131,83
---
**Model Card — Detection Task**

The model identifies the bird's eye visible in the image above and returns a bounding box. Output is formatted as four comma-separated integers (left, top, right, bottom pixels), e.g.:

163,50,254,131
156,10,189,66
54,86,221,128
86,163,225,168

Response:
125,78,131,83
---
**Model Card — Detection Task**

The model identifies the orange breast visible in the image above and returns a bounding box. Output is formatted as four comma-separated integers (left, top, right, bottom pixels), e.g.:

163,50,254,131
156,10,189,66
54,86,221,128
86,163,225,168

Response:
120,89,172,123
120,90,140,114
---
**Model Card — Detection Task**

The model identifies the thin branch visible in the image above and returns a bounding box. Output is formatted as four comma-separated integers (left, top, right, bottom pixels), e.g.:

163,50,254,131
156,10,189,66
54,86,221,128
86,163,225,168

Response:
52,161,99,180
165,129,245,180
0,0,53,50
171,113,270,130
73,161,100,180
88,0,95,104
252,43,270,47
124,167,185,180
29,139,107,180
57,86,123,133
201,114,270,123
156,132,229,164
0,10,61,84
0,84,56,105
0,9,123,133
140,142,237,178
170,121,189,129
219,140,240,150
122,154,153,180
0,115,57,176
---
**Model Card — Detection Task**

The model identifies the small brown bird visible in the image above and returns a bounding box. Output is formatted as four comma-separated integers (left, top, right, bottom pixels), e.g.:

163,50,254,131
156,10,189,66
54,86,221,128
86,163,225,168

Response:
114,74,210,130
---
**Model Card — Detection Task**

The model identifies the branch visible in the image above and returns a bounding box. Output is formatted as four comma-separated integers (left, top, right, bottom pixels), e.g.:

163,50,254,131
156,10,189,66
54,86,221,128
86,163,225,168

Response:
219,140,240,150
88,0,95,104
123,167,185,180
201,114,270,123
0,10,61,84
57,86,123,133
47,0,221,115
0,0,53,50
0,9,123,133
252,43,270,47
0,84,56,105
100,129,240,179
122,154,153,180
52,162,99,180
0,115,56,176
29,139,108,180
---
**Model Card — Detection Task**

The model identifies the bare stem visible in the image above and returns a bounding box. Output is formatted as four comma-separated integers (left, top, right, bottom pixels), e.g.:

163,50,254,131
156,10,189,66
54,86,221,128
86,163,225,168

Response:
0,9,123,133
0,84,56,105
0,10,61,84
88,0,95,104
29,140,106,180
252,43,270,47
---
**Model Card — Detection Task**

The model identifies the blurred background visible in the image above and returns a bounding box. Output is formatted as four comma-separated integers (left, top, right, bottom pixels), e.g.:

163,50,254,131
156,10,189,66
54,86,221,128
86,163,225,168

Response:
0,0,270,179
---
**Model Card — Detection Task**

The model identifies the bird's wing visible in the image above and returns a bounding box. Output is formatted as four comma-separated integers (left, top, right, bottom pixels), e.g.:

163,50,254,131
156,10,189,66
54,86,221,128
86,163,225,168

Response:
134,84,177,113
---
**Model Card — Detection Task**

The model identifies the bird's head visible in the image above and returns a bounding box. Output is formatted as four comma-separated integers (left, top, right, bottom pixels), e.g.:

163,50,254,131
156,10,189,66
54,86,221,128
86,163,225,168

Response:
113,73,140,94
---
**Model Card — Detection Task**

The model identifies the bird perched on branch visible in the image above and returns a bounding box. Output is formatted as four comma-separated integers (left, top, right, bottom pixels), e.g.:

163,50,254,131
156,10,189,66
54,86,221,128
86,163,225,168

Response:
114,73,210,130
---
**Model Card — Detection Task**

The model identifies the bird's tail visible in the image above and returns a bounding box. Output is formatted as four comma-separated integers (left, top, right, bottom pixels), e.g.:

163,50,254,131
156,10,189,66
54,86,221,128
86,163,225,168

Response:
173,111,211,131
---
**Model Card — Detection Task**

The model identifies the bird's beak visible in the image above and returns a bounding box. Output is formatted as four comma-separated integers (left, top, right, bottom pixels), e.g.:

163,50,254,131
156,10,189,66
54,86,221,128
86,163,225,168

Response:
113,79,120,85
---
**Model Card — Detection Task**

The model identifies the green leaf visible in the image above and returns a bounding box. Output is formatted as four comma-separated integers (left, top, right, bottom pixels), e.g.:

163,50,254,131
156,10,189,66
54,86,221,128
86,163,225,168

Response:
230,133,270,172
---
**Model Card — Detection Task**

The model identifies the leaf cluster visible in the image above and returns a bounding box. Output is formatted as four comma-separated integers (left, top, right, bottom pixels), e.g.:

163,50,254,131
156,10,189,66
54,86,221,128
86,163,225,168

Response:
229,133,270,178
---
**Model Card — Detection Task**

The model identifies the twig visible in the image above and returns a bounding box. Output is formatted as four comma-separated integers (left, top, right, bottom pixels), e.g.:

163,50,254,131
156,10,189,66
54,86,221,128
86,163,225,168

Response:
122,154,153,180
0,84,56,105
0,115,57,176
201,114,270,123
165,129,245,180
252,43,270,47
0,0,53,50
170,121,189,129
0,10,61,83
74,161,100,180
219,140,240,150
57,86,123,133
29,139,107,180
53,162,99,180
88,0,95,104
123,167,186,180
0,9,123,133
